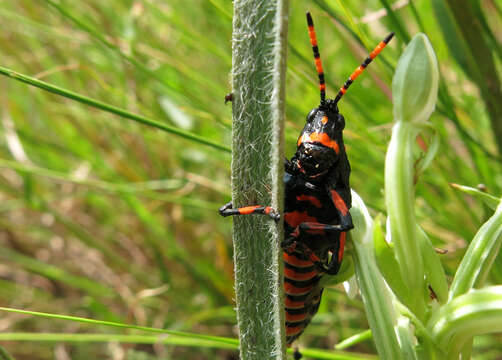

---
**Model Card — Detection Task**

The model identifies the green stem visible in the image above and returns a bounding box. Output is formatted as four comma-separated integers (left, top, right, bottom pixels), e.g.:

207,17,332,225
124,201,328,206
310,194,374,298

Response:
350,191,404,359
385,121,425,318
230,0,288,358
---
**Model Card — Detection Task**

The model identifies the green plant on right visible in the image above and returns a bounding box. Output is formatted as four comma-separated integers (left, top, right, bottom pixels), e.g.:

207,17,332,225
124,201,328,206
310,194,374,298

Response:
350,33,502,360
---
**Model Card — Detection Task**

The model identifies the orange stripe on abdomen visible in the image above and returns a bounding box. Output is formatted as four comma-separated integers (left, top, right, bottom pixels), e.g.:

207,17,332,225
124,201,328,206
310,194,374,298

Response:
284,282,313,295
285,297,306,309
284,267,318,281
286,312,308,323
283,252,314,268
286,324,304,336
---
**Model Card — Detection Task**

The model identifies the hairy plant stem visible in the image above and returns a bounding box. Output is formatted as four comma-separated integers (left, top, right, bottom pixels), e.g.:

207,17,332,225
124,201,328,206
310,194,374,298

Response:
230,0,289,359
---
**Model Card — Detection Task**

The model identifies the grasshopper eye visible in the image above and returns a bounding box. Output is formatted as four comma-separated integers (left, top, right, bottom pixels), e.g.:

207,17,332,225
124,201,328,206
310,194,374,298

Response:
336,113,345,130
306,108,317,123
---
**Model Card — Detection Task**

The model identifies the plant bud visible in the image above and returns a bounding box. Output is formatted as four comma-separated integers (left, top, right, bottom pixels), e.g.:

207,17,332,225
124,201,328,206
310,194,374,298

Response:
392,33,439,123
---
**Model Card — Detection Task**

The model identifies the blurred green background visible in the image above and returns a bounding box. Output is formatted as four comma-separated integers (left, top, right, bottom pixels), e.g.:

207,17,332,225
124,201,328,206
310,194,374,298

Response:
0,0,501,359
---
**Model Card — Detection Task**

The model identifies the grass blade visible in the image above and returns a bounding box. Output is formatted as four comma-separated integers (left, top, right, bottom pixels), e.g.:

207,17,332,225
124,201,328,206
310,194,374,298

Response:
449,199,502,299
0,307,238,345
0,65,230,153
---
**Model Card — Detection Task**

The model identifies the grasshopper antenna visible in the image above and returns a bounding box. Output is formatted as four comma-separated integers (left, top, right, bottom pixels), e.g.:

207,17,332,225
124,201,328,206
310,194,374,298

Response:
306,12,326,106
333,32,395,105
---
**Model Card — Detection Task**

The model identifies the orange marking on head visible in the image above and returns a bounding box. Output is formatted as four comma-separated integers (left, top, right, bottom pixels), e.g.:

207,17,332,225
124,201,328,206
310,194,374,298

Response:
297,132,340,153
330,190,349,216
238,205,260,215
321,116,328,125
338,232,346,261
284,267,318,281
284,210,318,228
296,194,322,208
284,282,314,295
283,252,314,267
286,312,308,323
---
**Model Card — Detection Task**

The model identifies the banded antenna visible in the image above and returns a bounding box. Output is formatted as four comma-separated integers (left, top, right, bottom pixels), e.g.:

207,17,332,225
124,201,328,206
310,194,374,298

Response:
306,12,394,106
333,32,394,105
306,12,326,105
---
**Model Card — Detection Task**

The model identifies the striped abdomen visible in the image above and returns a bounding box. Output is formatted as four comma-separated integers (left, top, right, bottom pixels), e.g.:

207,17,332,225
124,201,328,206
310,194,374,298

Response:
284,250,324,344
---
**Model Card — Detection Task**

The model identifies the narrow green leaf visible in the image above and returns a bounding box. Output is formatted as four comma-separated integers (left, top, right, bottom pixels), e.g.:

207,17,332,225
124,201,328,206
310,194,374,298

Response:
0,65,230,153
0,307,238,345
429,286,502,357
432,0,470,74
335,329,372,350
443,0,502,156
373,217,410,306
395,318,418,360
407,0,426,33
311,0,359,43
415,125,440,175
350,191,402,359
294,347,377,360
417,226,448,304
0,332,238,349
449,200,502,299
377,0,411,43
45,0,180,95
450,183,500,210
0,346,15,360
334,0,369,48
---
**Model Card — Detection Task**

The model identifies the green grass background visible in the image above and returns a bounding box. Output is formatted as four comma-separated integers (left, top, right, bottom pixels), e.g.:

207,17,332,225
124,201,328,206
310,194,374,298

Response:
0,0,501,359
